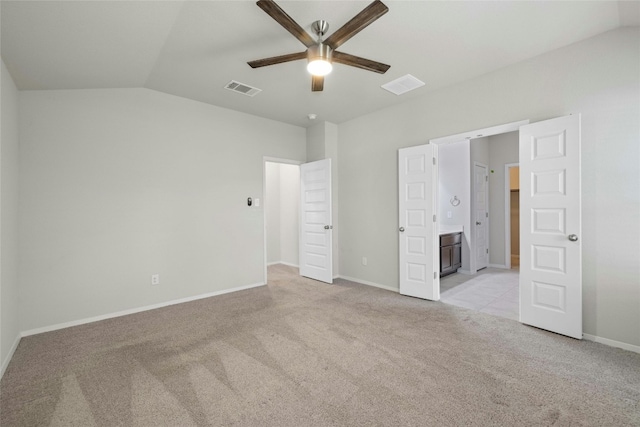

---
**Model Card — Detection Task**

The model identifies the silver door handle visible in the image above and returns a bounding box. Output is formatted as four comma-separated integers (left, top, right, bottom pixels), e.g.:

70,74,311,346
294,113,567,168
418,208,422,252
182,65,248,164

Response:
324,225,333,230
568,234,578,242
399,227,405,232
476,221,481,226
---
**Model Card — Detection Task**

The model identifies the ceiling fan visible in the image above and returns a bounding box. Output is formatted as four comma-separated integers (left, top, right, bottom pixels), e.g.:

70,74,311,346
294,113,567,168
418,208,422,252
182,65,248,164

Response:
248,0,391,92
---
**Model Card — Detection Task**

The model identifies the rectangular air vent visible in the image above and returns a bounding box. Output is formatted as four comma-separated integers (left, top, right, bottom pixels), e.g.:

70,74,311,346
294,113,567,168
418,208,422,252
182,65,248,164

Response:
381,74,425,96
224,80,262,97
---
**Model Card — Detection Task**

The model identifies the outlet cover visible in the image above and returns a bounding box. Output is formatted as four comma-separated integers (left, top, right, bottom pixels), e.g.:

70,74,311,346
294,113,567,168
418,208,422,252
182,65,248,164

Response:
151,274,160,285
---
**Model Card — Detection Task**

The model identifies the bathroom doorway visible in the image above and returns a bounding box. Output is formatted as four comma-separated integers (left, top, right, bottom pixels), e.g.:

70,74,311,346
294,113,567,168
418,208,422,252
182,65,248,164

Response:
432,122,525,321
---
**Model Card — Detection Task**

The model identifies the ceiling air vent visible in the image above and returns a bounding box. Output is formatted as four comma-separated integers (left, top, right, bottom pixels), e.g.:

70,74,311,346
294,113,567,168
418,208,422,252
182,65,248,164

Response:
381,74,425,96
224,80,262,97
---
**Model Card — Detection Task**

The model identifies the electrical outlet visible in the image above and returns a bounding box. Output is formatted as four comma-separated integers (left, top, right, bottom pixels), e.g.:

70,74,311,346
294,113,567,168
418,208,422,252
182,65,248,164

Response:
151,274,160,285
362,257,368,266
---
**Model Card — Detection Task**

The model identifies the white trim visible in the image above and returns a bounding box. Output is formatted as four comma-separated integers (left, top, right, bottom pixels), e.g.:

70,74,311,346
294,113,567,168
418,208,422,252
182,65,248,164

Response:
488,263,510,269
0,334,22,379
429,119,530,145
280,261,299,268
338,275,398,293
583,333,640,354
21,282,265,337
267,261,299,268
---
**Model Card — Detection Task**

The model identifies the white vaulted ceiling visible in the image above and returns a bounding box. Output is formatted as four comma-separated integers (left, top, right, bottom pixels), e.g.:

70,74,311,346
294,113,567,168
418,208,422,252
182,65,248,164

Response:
2,1,637,127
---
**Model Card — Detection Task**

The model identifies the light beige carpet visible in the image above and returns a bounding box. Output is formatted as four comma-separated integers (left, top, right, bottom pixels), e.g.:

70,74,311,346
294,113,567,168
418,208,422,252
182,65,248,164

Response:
1,264,639,426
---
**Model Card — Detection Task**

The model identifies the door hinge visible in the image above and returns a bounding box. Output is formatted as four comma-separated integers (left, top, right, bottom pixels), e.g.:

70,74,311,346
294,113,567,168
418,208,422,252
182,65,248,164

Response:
485,175,488,181
433,214,436,222
434,272,437,280
486,212,488,218
433,157,436,165
486,248,489,254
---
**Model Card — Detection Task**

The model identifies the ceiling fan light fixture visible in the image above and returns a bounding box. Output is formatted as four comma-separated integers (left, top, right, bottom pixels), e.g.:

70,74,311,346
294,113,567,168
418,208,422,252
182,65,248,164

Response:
307,43,333,76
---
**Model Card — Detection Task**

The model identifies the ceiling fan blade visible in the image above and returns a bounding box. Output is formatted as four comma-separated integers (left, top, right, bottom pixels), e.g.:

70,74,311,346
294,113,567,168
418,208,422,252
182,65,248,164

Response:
256,0,315,48
325,0,388,50
248,51,307,68
332,51,390,74
312,75,324,92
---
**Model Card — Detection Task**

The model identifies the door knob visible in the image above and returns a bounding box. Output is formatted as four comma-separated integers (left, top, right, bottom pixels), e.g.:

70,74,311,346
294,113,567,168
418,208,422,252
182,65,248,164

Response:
476,221,481,226
568,234,578,242
324,225,333,230
399,227,405,232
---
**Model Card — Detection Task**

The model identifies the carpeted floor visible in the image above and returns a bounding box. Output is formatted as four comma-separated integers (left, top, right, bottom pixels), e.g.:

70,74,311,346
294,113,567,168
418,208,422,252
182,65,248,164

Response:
1,264,639,426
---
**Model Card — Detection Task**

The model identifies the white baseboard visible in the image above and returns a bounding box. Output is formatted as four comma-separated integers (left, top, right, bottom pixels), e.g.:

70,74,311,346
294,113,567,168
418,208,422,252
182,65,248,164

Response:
1,333,22,379
488,264,509,269
583,333,640,354
21,281,266,337
338,275,398,293
279,261,299,268
267,261,299,268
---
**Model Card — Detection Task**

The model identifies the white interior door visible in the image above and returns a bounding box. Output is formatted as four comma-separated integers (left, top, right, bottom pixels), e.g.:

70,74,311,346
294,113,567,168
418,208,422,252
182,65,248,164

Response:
474,163,489,270
299,159,332,283
398,144,438,300
519,114,582,339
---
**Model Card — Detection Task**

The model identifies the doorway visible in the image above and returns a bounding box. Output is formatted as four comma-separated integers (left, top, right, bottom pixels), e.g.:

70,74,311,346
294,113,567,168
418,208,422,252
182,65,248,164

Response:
264,159,301,282
438,132,521,321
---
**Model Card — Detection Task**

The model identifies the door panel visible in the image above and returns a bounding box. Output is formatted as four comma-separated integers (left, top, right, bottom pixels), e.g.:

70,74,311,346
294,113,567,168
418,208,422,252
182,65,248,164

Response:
519,115,581,339
299,159,332,283
398,145,438,300
474,163,488,270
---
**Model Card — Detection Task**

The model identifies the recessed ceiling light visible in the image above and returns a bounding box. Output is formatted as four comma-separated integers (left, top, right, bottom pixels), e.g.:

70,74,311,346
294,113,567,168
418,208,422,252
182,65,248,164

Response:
381,74,425,96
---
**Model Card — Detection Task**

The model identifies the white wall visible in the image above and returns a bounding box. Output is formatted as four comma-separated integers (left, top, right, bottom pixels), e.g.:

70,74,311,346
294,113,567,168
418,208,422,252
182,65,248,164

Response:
438,141,471,271
265,162,299,267
338,27,640,347
1,60,20,375
487,132,519,266
18,88,306,332
279,164,300,266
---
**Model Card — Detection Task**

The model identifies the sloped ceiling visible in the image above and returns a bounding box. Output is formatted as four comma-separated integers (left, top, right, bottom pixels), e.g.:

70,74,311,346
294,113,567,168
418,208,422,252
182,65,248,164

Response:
2,1,637,127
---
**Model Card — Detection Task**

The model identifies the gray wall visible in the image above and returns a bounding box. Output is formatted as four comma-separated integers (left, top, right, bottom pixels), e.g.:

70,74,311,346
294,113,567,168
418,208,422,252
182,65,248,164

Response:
265,162,281,264
1,60,20,373
338,28,640,347
18,88,306,332
487,132,519,266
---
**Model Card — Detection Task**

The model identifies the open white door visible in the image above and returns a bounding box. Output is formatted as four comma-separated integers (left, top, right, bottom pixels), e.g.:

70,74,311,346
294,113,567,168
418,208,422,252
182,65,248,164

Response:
398,144,438,300
519,114,582,339
474,162,489,271
299,159,332,283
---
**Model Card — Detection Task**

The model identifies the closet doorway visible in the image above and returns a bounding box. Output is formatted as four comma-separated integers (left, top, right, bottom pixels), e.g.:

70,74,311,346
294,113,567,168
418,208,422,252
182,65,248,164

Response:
263,159,301,282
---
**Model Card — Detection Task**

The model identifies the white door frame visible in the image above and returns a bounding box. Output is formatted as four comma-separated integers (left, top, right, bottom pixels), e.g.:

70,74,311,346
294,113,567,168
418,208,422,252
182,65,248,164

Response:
472,161,489,272
263,157,302,284
504,162,520,269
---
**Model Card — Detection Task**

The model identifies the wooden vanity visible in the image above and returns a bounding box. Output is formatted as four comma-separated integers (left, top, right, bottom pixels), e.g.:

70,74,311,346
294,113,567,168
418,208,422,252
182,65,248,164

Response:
440,232,462,277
